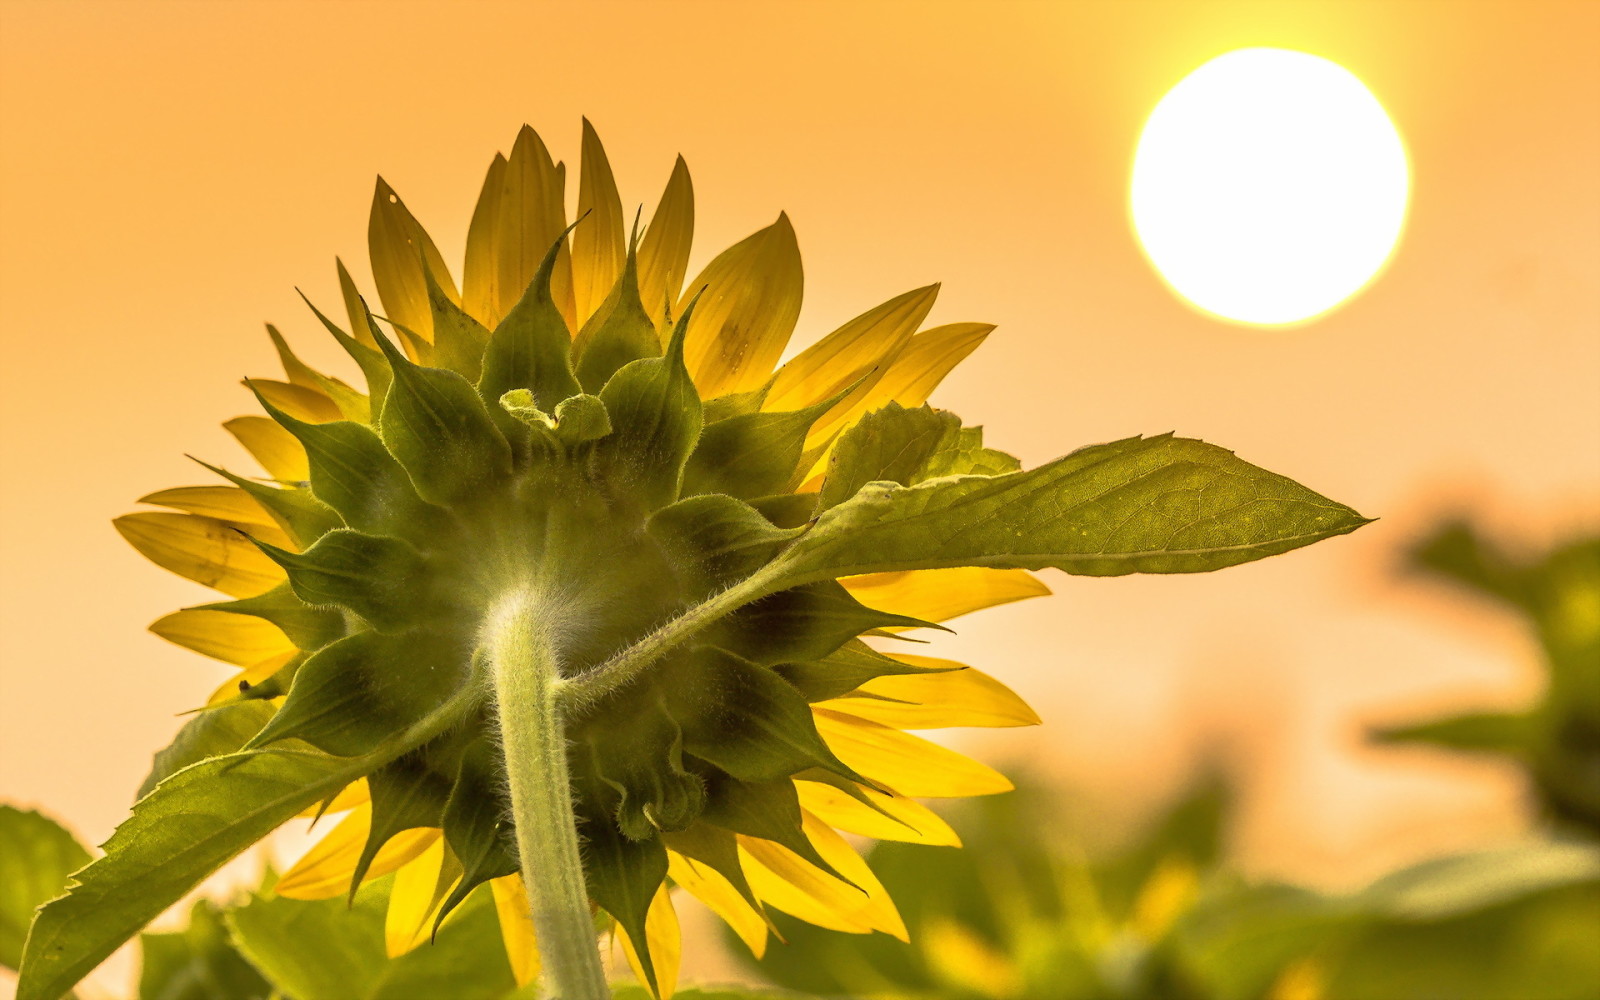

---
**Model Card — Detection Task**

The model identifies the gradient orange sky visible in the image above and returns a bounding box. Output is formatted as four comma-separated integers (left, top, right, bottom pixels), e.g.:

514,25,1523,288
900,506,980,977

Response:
2,0,1598,989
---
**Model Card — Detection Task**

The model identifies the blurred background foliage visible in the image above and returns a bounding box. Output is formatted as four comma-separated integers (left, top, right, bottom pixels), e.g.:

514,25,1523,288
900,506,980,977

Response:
4,517,1597,999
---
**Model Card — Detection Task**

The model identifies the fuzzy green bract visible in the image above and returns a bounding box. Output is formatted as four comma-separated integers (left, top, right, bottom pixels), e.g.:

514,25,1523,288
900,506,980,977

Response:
18,220,1367,1000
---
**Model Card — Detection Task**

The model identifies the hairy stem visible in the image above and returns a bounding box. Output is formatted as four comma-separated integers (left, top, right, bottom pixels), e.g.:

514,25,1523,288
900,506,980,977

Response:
487,594,609,1000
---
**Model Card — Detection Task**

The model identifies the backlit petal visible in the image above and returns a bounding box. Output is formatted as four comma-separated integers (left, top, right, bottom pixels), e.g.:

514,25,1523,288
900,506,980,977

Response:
616,883,680,1000
667,849,768,958
679,214,802,398
206,649,297,705
149,608,294,666
385,835,458,956
224,416,309,482
869,321,994,408
841,567,1050,627
494,126,574,332
573,119,627,329
637,156,694,330
113,512,284,598
463,153,509,327
821,664,1041,729
138,486,275,526
490,874,541,987
276,805,438,900
794,780,961,847
369,177,460,344
246,379,343,424
812,708,1013,797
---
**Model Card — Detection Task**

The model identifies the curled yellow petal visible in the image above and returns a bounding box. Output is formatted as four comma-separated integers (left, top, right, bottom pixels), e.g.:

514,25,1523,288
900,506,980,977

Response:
368,176,460,345
224,416,308,482
385,834,459,956
138,486,275,527
637,156,694,330
667,849,768,959
679,214,802,398
463,153,509,328
821,663,1041,730
812,708,1013,797
764,284,937,440
114,512,284,598
150,608,294,666
573,119,627,329
246,378,343,424
794,780,961,847
276,804,438,900
841,567,1050,627
490,874,541,987
615,883,680,1000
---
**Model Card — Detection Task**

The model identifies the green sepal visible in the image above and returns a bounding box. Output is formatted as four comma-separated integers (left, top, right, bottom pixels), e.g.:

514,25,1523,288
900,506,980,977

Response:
592,298,703,509
577,800,669,996
649,494,800,598
714,581,937,666
189,457,342,544
138,700,276,800
245,630,473,757
781,434,1372,580
266,323,370,424
0,806,93,972
666,647,863,786
750,491,821,529
774,639,954,702
578,692,706,841
573,235,661,394
699,775,853,887
422,262,492,382
373,328,514,506
816,402,959,511
350,751,454,899
299,288,390,417
16,749,379,1000
499,389,613,452
477,227,583,449
245,389,433,536
682,394,839,501
434,744,518,934
195,582,347,653
661,822,768,917
701,378,774,424
252,529,428,634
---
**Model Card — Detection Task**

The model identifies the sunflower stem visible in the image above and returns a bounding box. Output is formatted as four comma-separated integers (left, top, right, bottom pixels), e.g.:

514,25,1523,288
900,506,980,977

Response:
487,594,610,1000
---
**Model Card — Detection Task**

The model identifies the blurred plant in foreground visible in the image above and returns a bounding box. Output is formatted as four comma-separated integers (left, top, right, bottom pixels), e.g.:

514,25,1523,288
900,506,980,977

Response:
736,773,1600,1000
1373,520,1600,834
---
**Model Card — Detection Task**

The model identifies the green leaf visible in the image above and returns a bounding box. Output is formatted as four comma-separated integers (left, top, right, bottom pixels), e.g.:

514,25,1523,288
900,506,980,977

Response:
0,807,91,971
577,691,705,840
1373,711,1534,756
138,701,276,800
374,330,513,506
779,434,1370,581
254,530,427,634
137,899,272,1000
714,581,933,666
815,402,959,512
16,750,373,1000
1359,840,1600,921
649,494,800,598
918,424,1020,480
593,300,703,508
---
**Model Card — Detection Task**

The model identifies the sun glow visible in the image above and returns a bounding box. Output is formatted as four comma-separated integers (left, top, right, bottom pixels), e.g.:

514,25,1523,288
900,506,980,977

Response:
1130,48,1409,327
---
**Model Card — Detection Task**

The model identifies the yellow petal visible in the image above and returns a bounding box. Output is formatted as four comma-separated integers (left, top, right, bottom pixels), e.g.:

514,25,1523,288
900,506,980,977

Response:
797,810,906,940
737,813,907,940
295,778,370,819
368,177,460,344
246,378,343,424
150,608,294,666
920,917,1023,999
616,883,680,1000
114,512,284,598
678,214,802,398
794,780,961,847
463,153,509,328
1268,957,1329,1000
812,708,1013,797
206,649,297,705
842,567,1050,627
573,119,627,330
1131,856,1199,941
276,805,439,900
494,126,574,333
386,834,459,956
870,322,994,408
337,257,379,348
821,664,1041,730
666,849,768,958
490,874,541,987
139,486,275,527
224,415,309,482
637,156,694,330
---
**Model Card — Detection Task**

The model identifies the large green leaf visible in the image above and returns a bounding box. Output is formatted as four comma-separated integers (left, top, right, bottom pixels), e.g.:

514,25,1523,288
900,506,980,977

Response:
0,807,91,971
778,434,1369,581
17,751,369,1000
137,899,272,1000
138,701,276,800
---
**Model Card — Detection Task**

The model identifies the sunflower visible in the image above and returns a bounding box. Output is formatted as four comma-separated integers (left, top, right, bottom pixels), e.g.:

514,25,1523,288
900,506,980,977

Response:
114,121,1052,997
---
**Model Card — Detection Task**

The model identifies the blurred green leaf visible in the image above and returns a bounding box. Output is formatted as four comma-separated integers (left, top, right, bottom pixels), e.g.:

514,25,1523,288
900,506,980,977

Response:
0,806,91,970
138,899,272,1000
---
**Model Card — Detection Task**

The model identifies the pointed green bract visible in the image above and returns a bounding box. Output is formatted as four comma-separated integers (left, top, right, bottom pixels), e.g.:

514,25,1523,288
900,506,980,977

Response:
198,584,346,653
351,752,454,896
573,238,661,394
255,530,428,634
593,303,704,509
437,746,519,929
478,230,582,443
0,807,92,972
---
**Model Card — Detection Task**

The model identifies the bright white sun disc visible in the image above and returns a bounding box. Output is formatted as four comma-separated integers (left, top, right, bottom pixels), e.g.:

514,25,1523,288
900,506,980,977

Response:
1130,48,1409,326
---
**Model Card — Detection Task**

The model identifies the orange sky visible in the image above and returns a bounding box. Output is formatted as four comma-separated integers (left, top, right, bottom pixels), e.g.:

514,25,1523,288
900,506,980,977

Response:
2,0,1598,990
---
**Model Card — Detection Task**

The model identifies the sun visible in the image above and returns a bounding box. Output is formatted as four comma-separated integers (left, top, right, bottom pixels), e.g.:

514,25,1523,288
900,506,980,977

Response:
1130,48,1410,327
